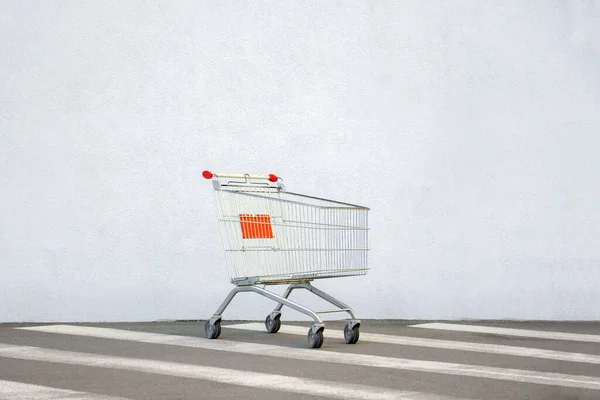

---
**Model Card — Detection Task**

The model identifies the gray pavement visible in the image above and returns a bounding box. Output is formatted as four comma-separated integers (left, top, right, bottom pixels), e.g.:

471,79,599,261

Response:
0,320,599,399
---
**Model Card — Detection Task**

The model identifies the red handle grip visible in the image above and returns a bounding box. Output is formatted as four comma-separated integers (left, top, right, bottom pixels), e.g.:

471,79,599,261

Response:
203,171,278,182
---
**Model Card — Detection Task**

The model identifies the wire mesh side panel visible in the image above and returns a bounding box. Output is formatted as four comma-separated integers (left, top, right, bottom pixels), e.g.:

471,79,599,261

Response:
213,187,369,284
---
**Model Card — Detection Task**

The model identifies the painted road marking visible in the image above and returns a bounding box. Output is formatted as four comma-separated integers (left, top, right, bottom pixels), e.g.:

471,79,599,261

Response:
226,322,600,364
15,325,600,391
0,344,464,400
408,323,600,343
0,379,130,400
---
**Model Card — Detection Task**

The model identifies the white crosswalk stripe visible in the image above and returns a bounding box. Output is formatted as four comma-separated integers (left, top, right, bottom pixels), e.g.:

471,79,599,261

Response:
16,324,600,391
409,322,600,343
0,380,130,400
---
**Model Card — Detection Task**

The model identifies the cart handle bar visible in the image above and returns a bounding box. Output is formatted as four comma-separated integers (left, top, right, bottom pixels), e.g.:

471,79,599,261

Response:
203,170,278,182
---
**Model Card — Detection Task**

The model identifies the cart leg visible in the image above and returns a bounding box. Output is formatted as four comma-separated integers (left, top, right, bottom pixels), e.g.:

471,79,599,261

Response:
209,285,324,326
302,282,361,344
248,286,323,325
268,282,361,344
270,284,298,319
302,283,360,322
272,282,360,322
211,286,243,319
205,286,244,339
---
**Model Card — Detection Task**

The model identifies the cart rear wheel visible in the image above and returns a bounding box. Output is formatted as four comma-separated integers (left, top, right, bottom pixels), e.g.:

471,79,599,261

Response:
265,314,281,333
344,322,360,344
205,319,221,339
308,326,324,348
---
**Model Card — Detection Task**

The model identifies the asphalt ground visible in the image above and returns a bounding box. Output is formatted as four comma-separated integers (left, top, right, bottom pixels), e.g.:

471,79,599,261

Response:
1,320,599,399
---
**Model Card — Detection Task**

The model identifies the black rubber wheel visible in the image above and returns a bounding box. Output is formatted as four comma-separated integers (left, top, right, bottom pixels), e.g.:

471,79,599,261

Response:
265,314,281,333
344,323,360,344
308,327,324,348
205,319,221,339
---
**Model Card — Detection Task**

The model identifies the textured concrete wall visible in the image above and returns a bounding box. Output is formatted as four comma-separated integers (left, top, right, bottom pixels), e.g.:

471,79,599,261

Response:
1,1,599,322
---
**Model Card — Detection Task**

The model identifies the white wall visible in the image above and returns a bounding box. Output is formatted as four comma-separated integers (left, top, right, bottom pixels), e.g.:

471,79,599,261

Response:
1,1,599,322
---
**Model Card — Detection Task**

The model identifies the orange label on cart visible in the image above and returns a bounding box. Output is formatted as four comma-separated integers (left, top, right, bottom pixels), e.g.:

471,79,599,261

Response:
239,214,274,239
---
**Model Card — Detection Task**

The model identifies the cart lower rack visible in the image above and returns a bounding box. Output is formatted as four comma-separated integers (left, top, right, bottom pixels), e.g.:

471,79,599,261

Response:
202,171,369,348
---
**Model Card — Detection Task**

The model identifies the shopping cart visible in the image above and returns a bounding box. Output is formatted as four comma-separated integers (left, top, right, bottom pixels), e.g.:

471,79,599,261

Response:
202,171,369,348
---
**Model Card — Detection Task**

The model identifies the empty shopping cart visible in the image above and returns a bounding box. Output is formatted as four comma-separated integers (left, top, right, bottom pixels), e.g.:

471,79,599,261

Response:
202,171,369,348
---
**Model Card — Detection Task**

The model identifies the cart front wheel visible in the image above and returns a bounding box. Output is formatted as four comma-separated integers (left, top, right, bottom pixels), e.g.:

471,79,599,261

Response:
205,319,221,339
265,314,281,333
344,322,360,344
308,326,324,348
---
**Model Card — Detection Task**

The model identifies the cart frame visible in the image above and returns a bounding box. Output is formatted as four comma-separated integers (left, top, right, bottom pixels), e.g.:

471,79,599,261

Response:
202,171,369,348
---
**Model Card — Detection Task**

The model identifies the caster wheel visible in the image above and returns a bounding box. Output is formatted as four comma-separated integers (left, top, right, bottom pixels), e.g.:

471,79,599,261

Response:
265,314,281,333
308,326,324,348
344,322,360,344
205,319,221,339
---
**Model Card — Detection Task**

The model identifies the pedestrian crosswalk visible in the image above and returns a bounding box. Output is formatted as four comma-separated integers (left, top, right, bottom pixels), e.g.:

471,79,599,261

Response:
1,321,599,399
